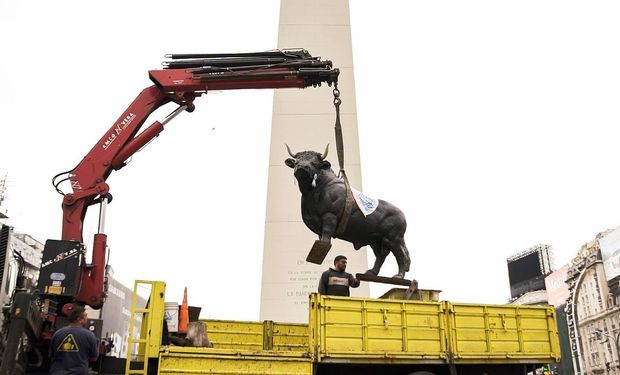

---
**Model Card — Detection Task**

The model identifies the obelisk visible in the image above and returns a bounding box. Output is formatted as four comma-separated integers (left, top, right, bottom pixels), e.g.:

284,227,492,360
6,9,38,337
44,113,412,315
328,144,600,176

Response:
260,0,369,323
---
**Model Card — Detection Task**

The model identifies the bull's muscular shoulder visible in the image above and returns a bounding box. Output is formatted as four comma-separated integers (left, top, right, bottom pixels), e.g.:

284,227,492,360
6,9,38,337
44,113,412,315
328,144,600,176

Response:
321,179,346,205
299,175,347,236
303,177,346,212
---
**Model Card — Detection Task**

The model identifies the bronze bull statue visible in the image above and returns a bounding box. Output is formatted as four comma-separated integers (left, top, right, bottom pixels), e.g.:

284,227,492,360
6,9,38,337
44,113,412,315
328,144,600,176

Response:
285,144,411,278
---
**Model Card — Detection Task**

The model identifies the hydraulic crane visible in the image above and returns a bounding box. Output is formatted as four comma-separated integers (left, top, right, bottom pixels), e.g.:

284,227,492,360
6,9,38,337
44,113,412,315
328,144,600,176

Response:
0,49,339,374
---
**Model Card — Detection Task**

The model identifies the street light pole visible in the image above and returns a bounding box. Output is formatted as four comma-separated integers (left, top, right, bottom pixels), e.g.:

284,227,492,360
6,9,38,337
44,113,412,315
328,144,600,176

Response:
594,328,620,372
616,333,620,372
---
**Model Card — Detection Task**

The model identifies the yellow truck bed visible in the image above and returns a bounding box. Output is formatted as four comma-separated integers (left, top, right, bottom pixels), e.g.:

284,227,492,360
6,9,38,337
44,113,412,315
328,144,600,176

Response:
310,294,560,365
129,281,560,375
158,347,313,375
157,320,312,375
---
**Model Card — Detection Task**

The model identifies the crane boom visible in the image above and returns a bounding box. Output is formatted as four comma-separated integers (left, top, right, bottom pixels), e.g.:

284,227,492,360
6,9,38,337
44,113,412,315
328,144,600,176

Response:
0,49,338,375
55,51,338,308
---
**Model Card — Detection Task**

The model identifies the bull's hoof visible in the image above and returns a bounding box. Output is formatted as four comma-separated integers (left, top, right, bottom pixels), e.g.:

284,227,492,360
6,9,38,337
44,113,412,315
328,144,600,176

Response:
364,269,378,276
392,273,405,279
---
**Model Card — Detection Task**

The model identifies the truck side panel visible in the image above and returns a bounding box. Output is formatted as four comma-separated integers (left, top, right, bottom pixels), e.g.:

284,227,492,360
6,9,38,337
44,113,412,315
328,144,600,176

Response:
204,319,309,352
204,319,264,350
158,347,313,375
446,303,561,363
273,322,309,351
311,295,560,365
311,295,448,362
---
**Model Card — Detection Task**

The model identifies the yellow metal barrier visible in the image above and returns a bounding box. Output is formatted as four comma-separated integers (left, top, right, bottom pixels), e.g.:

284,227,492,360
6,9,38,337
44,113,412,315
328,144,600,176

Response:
125,280,166,375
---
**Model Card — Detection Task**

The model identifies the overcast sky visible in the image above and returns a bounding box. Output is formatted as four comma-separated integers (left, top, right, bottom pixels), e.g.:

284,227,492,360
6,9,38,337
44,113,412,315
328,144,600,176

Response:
1,1,619,321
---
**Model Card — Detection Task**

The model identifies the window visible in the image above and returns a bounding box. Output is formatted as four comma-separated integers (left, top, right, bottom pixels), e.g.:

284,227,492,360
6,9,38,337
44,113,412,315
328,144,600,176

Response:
594,352,600,366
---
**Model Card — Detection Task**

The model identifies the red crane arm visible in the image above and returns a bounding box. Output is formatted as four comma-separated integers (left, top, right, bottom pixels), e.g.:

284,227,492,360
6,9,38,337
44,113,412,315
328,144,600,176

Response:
55,52,338,307
62,85,170,242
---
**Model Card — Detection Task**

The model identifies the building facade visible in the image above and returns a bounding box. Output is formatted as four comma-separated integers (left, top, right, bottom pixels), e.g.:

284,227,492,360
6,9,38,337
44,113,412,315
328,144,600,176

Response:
0,225,44,314
567,231,620,375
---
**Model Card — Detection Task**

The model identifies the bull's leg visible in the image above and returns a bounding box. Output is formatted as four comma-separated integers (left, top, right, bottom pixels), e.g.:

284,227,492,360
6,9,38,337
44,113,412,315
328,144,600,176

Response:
401,242,411,273
366,242,388,276
393,243,411,279
319,213,338,244
306,213,338,265
385,237,410,278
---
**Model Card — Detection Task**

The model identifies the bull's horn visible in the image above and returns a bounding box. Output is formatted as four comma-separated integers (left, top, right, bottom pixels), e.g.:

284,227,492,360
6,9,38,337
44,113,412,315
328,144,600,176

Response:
285,144,296,158
320,144,329,160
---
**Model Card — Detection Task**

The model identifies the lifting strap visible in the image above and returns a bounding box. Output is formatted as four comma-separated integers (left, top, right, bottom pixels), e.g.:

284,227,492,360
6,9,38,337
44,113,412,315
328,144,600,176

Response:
333,83,355,237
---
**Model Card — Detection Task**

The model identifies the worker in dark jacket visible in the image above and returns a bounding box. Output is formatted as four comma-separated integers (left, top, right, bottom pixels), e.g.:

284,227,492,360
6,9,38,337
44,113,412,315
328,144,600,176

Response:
318,255,360,296
49,305,99,375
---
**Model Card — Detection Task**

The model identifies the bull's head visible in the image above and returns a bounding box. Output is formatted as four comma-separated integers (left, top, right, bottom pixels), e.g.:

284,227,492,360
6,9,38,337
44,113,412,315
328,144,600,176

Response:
285,144,331,189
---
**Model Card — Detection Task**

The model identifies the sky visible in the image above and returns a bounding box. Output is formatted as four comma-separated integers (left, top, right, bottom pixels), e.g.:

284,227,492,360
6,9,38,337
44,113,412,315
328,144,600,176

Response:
1,1,619,321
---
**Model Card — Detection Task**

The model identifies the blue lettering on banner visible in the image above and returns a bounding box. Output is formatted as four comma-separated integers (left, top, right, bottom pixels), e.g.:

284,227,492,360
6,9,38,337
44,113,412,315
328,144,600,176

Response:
351,187,379,216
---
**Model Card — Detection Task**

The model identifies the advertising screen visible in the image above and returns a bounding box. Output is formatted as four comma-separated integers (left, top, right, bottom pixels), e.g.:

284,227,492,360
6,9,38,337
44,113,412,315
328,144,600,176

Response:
544,264,570,307
508,251,542,286
600,226,620,281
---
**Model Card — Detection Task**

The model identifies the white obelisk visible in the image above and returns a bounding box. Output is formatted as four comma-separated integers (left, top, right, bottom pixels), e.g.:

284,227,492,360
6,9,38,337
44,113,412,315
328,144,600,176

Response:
260,0,369,323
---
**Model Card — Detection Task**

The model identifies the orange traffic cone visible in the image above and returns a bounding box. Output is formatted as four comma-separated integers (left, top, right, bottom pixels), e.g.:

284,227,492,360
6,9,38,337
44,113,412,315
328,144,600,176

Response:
178,287,189,334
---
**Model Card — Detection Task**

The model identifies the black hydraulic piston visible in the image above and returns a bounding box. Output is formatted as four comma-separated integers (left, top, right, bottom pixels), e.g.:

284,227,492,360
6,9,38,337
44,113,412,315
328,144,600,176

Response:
165,49,313,60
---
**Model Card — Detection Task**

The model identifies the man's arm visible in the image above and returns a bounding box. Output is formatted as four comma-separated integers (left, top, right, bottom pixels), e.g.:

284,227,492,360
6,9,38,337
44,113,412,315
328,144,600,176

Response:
349,273,360,289
318,271,328,294
88,332,99,362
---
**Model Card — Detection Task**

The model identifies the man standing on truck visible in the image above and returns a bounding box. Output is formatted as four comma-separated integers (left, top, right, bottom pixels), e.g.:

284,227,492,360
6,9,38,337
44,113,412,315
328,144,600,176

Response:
318,255,360,296
49,305,98,375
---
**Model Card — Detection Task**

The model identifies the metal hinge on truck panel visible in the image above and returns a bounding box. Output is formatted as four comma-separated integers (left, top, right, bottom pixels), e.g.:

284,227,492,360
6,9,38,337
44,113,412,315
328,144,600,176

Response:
263,320,274,350
441,300,458,373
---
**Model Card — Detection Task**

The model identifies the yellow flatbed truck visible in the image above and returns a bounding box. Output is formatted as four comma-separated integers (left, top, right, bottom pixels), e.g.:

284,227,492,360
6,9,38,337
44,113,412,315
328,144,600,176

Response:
126,281,560,375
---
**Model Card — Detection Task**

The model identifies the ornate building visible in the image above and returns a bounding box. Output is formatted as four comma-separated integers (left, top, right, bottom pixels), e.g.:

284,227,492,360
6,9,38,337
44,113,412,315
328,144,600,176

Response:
566,230,620,374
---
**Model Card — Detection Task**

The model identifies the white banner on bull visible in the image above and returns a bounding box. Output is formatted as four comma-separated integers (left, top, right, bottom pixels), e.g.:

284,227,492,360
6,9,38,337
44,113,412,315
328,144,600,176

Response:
351,187,379,217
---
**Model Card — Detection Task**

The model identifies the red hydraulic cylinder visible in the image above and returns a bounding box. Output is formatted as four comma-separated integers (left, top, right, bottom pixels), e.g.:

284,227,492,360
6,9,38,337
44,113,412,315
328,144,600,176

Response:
111,121,164,170
75,233,107,308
